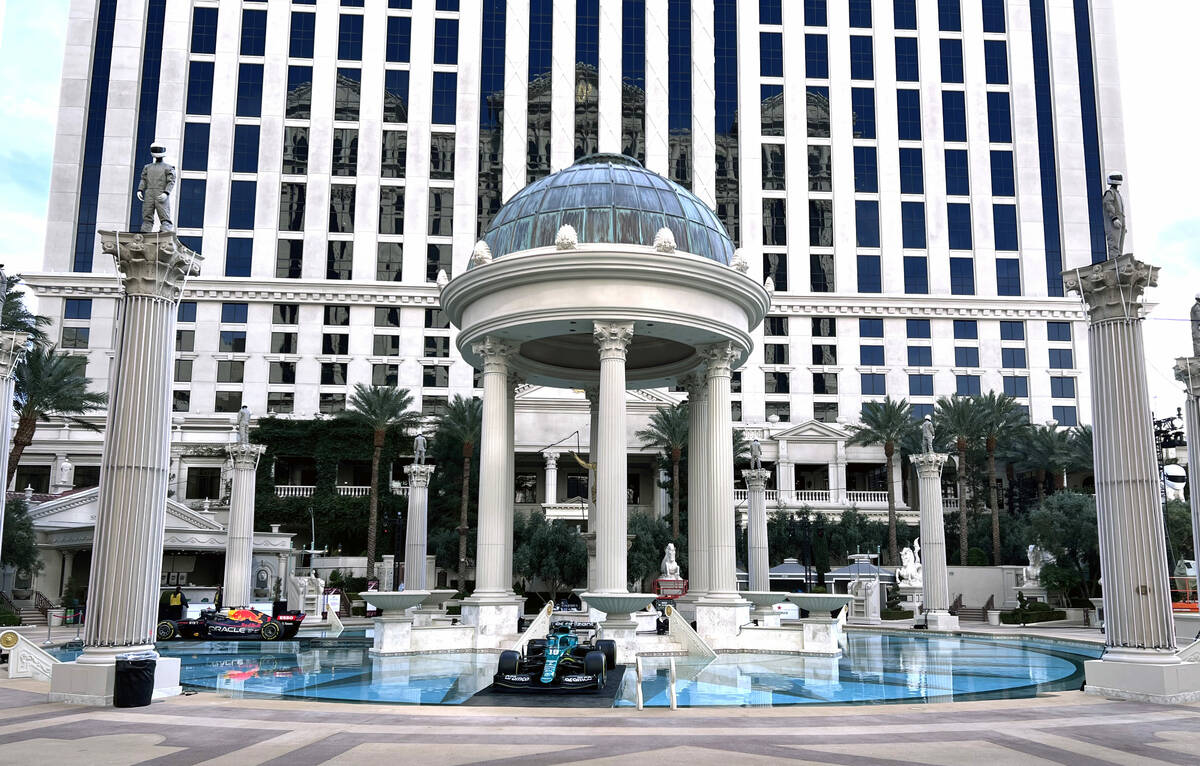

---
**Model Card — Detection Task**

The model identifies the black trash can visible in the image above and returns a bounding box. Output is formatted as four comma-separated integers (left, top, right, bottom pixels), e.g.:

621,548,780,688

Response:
113,651,156,708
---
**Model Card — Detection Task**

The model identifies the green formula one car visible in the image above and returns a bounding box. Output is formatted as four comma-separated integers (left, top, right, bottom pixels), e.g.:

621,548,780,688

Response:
492,621,617,692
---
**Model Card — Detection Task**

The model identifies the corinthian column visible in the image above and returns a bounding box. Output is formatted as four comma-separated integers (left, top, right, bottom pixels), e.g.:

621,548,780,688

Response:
403,463,436,590
466,336,512,599
742,468,771,591
223,441,266,608
910,452,956,629
701,342,742,601
683,373,710,600
592,321,634,594
583,384,600,590
503,371,521,594
543,450,559,505
81,232,201,662
0,331,30,575
1176,357,1200,604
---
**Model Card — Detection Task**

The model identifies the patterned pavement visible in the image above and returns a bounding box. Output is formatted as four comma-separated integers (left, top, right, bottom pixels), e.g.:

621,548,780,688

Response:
2,677,1199,765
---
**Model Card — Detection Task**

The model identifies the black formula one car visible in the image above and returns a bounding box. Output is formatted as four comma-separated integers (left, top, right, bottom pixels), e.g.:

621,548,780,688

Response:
492,621,617,692
156,607,305,641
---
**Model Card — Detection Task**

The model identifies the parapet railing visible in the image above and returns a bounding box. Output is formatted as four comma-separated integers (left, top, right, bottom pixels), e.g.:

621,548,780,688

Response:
663,604,716,659
509,602,553,653
1,630,59,682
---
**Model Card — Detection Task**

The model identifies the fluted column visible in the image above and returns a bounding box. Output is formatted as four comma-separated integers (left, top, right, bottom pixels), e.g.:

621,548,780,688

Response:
543,450,559,505
503,372,521,594
910,452,953,621
701,342,742,601
0,331,29,574
61,550,77,598
584,385,600,589
81,232,201,662
742,468,771,591
1174,357,1200,602
467,336,513,599
684,373,709,598
593,321,634,593
1064,255,1176,659
403,463,436,590
223,442,266,608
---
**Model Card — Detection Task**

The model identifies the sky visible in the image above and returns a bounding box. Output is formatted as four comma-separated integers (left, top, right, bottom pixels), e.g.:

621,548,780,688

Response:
0,0,1196,417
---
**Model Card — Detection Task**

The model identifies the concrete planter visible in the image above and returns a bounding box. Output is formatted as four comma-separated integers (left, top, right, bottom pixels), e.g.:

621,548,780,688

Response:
986,609,1001,626
1062,607,1086,622
48,608,66,627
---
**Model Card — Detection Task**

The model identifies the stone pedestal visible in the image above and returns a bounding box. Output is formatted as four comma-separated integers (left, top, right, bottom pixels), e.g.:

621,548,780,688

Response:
0,331,29,569
743,468,771,592
403,463,435,590
49,656,182,706
223,442,265,608
543,450,558,505
1174,356,1200,604
380,554,395,591
898,584,924,615
695,600,752,645
371,616,413,655
459,599,523,640
910,451,957,630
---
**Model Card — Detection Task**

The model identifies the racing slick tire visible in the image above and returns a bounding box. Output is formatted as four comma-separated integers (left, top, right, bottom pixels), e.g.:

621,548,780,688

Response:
595,639,617,670
583,650,605,681
260,621,282,641
497,649,521,674
156,620,176,640
526,638,546,657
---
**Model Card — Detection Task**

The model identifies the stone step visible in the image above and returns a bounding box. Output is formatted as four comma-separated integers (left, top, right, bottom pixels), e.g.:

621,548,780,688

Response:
18,609,47,626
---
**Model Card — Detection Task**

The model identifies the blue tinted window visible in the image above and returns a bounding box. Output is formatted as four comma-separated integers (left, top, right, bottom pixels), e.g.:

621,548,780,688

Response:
191,7,217,53
1031,0,1063,293
984,40,1009,84
1047,322,1071,341
809,200,832,246
229,181,256,229
287,66,313,119
1000,321,1025,340
908,346,932,365
897,90,921,140
903,256,928,293
805,0,827,26
849,0,872,27
241,9,267,56
861,345,885,365
947,203,972,250
857,255,882,292
907,319,931,338
850,36,873,80
987,92,1012,142
387,16,412,62
1002,348,1027,368
990,151,1015,196
236,63,263,117
290,12,315,57
431,72,457,124
894,0,917,29
1051,377,1076,398
996,258,1022,295
339,14,364,60
667,0,691,185
856,201,880,248
187,60,215,114
1004,376,1029,397
940,39,963,83
902,201,925,248
436,0,459,8
942,91,967,141
854,146,878,192
434,18,458,65
225,239,252,277
899,148,923,194
221,303,249,323
232,124,259,174
384,70,409,123
760,32,783,77
953,320,977,339
851,88,875,138
1049,348,1074,369
949,257,974,294
955,347,979,366
895,37,919,81
994,205,1019,251
178,301,197,322
806,34,828,78
861,373,886,395
956,375,981,396
64,298,92,320
178,179,206,229
181,123,209,171
945,150,969,195
1073,0,1106,263
910,374,933,396
1052,405,1077,426
983,0,1006,33
861,319,884,337
342,0,364,5
807,85,830,137
938,0,961,31
763,199,787,246
760,0,782,25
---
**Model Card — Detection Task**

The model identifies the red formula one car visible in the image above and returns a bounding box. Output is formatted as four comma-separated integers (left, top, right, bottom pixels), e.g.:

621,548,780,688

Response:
156,607,305,641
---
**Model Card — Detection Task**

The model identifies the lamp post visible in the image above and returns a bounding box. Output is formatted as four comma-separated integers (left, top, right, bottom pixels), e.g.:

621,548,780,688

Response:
1152,409,1186,566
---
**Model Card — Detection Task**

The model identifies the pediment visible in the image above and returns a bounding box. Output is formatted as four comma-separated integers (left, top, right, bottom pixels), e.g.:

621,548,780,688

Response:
770,419,850,442
28,487,223,531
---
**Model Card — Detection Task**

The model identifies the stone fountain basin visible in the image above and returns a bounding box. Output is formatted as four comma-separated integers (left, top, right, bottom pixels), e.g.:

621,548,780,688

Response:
787,594,853,614
367,591,430,614
581,592,656,617
422,589,459,610
742,591,789,609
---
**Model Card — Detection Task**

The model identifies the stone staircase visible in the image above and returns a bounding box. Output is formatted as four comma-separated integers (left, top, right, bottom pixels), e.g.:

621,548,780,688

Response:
17,608,46,626
631,632,690,656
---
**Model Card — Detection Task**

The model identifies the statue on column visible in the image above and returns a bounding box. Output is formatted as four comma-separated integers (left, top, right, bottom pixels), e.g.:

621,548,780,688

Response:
660,543,682,580
749,438,762,470
897,539,923,587
57,456,74,488
413,432,427,464
235,405,251,444
1102,172,1126,260
921,414,935,453
137,141,176,233
1191,294,1200,357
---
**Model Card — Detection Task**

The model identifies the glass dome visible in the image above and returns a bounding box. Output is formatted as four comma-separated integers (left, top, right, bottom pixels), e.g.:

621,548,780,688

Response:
480,154,734,265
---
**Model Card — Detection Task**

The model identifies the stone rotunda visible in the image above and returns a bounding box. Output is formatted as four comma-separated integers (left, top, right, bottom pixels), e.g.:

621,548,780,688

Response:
441,154,771,650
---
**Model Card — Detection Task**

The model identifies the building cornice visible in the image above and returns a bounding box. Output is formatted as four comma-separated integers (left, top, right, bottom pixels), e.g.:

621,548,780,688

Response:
767,294,1086,320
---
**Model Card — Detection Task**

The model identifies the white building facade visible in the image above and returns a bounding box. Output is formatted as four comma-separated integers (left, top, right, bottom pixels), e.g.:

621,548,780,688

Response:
21,0,1126,519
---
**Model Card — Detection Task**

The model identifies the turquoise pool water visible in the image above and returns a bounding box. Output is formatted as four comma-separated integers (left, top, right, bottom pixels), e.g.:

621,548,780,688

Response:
48,632,1102,707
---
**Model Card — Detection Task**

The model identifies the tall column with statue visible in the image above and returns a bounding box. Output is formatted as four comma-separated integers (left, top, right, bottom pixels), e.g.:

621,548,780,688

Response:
403,461,436,590
910,415,956,629
224,419,266,608
1175,295,1200,621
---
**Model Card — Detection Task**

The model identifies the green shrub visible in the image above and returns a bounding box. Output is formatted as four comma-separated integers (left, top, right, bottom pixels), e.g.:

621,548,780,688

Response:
966,547,989,566
0,607,18,627
880,608,913,620
1028,600,1053,612
999,609,1066,624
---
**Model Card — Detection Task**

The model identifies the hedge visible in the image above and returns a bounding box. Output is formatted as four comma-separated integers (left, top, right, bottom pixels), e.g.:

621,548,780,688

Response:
999,609,1067,624
881,608,913,620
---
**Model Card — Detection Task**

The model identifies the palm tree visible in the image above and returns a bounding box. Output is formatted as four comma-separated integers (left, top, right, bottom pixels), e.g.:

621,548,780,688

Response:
0,285,49,346
9,346,107,485
846,396,916,564
339,385,420,579
636,402,689,536
975,391,1029,564
433,395,483,592
1016,423,1072,501
935,395,980,565
1068,425,1094,478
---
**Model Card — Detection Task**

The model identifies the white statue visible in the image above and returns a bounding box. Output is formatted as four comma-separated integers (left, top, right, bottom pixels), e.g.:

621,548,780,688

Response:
897,540,923,587
57,457,74,487
730,250,749,273
653,227,677,253
1191,293,1200,356
921,414,935,453
1022,544,1055,586
660,542,682,580
414,433,427,465
750,439,762,470
1102,172,1126,260
235,405,251,444
555,224,578,250
471,239,493,266
763,276,775,292
436,269,450,289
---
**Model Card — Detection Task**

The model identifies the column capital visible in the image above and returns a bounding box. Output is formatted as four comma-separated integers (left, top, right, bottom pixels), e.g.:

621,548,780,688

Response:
0,331,30,379
681,371,707,400
472,335,514,372
100,231,202,302
543,450,559,467
404,463,436,487
593,321,634,360
1062,254,1160,323
699,342,737,379
1174,357,1200,397
583,385,600,407
741,468,771,489
506,370,526,391
226,442,266,469
909,451,949,479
